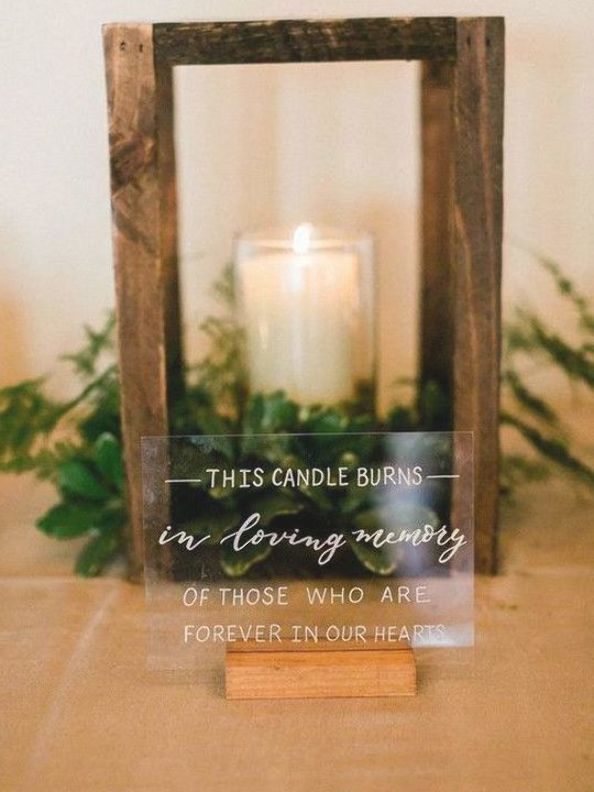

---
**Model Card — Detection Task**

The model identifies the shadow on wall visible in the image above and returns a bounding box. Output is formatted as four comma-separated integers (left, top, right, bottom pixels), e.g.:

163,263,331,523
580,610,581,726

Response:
0,291,29,386
0,279,55,526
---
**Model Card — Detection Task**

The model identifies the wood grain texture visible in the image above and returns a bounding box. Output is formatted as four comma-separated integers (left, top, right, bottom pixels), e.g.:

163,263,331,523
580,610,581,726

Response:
226,641,416,699
103,24,183,579
153,17,457,65
420,60,455,422
451,18,504,574
230,639,412,652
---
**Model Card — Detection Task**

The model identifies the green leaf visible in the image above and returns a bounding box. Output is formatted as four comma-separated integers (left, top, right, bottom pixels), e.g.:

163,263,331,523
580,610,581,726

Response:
521,246,594,334
62,314,116,378
527,314,594,388
418,380,450,429
197,432,235,461
502,370,559,425
500,453,550,496
340,481,373,516
506,310,594,389
77,371,120,443
190,280,247,423
217,491,302,577
57,460,111,501
183,502,241,543
243,391,299,434
300,405,347,434
211,262,236,307
37,502,106,539
0,378,64,468
385,405,416,432
96,506,127,531
220,541,272,578
350,503,440,575
346,533,397,576
295,481,334,512
501,412,594,486
75,528,122,577
247,490,304,525
94,433,124,489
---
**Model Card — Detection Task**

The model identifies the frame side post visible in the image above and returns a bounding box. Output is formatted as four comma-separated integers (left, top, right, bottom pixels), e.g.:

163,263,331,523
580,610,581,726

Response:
103,24,182,579
451,18,505,573
420,60,455,424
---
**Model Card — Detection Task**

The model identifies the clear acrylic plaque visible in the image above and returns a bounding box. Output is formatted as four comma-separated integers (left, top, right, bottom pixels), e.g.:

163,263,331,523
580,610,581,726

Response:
142,432,473,673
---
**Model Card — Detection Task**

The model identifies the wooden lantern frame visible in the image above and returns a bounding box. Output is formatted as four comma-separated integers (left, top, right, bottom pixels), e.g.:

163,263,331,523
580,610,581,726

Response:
103,17,504,579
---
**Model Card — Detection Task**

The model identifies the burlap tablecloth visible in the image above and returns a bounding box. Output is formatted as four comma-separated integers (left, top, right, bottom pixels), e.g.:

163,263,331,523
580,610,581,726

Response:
1,478,592,792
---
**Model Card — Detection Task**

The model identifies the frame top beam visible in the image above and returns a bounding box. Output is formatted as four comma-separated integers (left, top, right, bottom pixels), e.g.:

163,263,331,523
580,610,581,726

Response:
144,17,461,65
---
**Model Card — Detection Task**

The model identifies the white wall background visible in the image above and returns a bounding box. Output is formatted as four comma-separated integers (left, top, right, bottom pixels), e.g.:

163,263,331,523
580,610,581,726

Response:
1,0,593,523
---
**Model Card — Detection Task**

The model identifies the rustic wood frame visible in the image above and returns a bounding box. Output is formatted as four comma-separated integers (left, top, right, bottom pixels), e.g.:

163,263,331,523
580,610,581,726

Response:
103,16,504,578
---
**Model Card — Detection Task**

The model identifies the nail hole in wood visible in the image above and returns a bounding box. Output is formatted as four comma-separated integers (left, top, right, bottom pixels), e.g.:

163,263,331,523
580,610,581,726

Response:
119,41,126,52
466,35,471,46
139,43,144,52
486,37,491,47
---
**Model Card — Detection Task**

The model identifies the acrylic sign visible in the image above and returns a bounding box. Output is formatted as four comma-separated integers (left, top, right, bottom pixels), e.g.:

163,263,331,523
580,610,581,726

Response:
142,432,473,671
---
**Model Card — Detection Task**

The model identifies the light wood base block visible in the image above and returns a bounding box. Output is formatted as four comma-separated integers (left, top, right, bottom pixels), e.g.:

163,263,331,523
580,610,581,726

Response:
225,641,417,700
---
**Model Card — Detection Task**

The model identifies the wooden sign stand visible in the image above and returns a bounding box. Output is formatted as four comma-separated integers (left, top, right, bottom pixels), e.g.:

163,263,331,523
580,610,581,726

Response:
226,640,417,700
103,17,504,579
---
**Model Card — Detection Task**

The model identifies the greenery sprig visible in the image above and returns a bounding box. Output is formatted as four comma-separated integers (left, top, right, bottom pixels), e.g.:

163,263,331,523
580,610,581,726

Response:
0,317,124,575
500,249,594,494
0,253,592,575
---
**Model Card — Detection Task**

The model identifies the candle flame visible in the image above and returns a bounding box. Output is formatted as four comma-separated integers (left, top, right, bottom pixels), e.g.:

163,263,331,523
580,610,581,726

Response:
292,223,314,255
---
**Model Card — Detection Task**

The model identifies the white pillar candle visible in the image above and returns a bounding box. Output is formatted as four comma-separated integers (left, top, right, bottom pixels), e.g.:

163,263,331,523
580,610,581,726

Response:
236,224,358,405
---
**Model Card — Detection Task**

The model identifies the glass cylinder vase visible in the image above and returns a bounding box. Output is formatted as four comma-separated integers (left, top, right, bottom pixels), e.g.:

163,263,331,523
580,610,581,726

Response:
234,223,375,408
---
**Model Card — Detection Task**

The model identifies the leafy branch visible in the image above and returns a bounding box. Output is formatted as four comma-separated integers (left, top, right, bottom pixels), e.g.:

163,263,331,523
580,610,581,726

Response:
0,314,124,574
0,252,592,576
500,249,594,493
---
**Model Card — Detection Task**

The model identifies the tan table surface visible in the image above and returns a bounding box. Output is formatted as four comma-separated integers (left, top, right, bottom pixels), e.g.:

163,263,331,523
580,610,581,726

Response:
1,478,593,792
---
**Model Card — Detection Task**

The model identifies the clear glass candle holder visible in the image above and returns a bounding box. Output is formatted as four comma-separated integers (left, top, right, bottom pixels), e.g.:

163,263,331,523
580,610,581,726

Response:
234,223,375,408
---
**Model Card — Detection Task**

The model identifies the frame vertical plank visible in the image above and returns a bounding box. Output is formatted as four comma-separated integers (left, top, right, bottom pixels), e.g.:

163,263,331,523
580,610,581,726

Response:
103,24,182,578
451,18,504,573
420,60,455,422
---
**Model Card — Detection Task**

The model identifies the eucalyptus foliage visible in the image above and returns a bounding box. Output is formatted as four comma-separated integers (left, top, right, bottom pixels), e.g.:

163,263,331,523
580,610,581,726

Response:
0,256,592,576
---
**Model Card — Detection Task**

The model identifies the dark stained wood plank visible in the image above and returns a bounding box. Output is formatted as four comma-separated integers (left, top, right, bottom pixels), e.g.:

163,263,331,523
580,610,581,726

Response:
420,59,455,423
153,17,457,65
451,18,505,574
103,24,183,579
